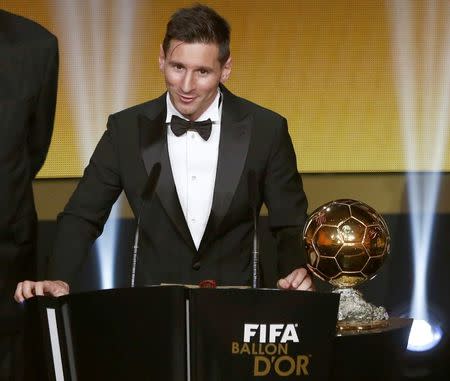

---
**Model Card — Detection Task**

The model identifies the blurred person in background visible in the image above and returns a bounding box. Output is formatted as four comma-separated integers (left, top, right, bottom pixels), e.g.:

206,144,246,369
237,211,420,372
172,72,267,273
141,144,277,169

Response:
0,9,58,380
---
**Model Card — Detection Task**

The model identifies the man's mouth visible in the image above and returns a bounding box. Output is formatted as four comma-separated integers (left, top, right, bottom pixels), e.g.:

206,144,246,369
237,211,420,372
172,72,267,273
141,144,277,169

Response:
178,94,196,104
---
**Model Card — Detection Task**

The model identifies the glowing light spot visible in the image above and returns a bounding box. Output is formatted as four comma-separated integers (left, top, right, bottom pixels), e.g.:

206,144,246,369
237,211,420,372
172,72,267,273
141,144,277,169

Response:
407,319,443,352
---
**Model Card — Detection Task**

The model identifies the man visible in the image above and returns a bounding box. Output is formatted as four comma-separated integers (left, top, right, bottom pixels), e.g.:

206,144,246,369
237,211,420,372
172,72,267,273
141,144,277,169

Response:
1,9,58,380
15,4,312,302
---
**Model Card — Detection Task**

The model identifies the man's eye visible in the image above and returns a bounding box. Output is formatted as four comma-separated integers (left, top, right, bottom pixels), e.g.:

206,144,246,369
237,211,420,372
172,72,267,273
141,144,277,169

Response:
199,69,208,75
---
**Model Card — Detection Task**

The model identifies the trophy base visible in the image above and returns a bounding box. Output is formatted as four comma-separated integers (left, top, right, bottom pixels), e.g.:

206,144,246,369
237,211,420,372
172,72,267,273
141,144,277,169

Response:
337,319,389,332
333,288,389,332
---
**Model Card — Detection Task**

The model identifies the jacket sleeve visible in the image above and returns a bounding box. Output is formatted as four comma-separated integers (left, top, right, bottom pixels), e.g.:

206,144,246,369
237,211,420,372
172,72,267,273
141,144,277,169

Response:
48,115,123,284
263,117,309,278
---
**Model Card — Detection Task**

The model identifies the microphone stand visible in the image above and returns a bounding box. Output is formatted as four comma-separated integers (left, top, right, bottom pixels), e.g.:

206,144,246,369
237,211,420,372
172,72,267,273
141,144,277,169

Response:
252,205,260,289
248,170,260,289
130,162,161,288
130,218,141,288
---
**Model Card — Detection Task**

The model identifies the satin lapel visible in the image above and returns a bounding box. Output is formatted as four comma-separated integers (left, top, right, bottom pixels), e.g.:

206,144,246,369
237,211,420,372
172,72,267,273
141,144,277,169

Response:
139,113,165,176
199,93,253,251
139,112,196,251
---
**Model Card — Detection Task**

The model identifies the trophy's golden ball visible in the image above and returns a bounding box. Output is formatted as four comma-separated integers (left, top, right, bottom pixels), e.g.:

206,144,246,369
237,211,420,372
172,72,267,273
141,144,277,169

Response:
303,199,390,288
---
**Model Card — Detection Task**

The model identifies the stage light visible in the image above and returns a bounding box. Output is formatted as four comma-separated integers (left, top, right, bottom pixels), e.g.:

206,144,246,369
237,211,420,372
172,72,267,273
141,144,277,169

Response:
389,0,449,353
94,1,136,289
407,319,443,352
54,0,136,288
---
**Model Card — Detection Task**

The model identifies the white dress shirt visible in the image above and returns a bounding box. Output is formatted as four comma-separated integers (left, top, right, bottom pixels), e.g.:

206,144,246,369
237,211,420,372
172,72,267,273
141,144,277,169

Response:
166,90,222,250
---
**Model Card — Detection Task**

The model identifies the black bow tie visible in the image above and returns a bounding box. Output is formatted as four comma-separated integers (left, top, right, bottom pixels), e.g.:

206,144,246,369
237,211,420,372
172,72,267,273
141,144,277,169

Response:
170,115,213,141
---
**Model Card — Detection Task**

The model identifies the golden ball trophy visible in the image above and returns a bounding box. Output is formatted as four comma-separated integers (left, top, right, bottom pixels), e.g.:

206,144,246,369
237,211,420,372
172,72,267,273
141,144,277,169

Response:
303,199,390,331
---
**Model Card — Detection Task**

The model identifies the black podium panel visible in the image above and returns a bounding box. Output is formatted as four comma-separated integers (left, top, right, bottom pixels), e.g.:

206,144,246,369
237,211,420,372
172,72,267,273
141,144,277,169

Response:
24,287,411,381
189,289,339,381
25,286,187,381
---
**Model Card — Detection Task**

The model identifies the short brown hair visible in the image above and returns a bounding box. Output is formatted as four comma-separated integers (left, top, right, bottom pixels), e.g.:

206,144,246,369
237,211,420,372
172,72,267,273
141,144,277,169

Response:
162,4,231,65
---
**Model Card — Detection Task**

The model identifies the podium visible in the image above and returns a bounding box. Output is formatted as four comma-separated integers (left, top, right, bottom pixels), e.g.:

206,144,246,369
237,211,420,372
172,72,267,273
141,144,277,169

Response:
24,286,339,380
23,287,411,380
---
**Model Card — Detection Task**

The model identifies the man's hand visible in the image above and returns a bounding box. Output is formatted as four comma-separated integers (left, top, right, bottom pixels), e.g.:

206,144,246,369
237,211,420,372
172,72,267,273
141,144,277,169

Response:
277,267,315,291
14,280,69,302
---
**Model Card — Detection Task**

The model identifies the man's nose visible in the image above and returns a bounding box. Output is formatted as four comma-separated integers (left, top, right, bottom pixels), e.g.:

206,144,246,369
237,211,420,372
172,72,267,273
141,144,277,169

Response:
181,71,194,92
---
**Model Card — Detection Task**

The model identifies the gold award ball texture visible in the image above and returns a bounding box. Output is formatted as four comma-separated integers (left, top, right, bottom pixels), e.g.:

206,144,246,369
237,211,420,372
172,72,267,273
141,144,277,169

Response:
303,199,390,288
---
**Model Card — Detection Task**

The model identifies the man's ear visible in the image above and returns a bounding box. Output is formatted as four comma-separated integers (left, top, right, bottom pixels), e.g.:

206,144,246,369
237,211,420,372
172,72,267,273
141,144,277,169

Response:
158,44,165,71
220,56,232,83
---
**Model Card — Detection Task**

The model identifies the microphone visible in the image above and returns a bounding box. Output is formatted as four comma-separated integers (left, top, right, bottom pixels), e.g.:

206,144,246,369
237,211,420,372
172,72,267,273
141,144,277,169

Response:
131,162,161,287
248,170,260,289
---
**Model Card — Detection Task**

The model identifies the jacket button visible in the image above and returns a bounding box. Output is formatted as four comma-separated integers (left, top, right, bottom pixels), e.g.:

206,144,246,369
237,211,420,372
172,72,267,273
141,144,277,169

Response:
192,260,201,270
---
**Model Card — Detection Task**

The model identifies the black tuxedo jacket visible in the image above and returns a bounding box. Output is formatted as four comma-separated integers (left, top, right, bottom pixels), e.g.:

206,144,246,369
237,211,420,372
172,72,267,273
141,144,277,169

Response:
0,10,57,319
50,86,308,287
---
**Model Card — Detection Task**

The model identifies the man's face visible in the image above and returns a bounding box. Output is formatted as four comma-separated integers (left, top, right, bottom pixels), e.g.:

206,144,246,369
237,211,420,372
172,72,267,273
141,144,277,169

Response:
159,40,231,121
